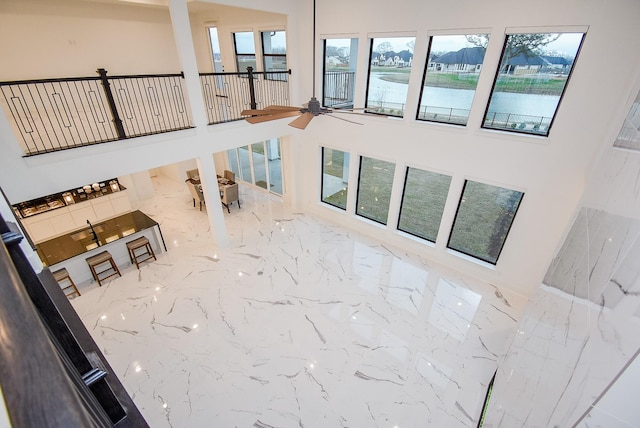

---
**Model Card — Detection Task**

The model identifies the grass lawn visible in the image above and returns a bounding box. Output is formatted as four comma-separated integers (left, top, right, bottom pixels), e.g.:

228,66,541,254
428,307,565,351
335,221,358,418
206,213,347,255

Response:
398,169,452,242
355,157,395,224
448,183,523,263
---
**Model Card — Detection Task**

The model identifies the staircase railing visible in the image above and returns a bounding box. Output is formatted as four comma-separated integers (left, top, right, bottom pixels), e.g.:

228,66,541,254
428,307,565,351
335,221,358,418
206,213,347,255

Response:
0,211,148,427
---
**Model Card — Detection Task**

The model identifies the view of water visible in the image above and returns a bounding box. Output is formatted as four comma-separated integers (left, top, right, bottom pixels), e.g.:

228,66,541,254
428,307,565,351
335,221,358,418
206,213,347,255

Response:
367,73,560,118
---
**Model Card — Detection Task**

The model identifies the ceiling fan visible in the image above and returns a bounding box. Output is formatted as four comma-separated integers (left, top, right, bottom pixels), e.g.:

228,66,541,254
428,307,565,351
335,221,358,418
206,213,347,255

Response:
241,0,371,130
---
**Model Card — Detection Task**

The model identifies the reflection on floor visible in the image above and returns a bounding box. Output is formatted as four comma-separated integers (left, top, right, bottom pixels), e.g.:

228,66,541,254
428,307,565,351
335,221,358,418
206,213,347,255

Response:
71,174,526,427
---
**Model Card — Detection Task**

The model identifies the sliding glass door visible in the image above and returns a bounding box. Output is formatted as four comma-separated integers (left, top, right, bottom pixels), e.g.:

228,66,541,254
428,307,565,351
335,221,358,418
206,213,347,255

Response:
251,142,268,189
227,138,283,195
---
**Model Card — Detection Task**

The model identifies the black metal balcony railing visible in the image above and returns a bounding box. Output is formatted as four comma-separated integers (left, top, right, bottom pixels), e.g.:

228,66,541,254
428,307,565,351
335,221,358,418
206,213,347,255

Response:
0,67,291,156
483,111,551,135
0,69,192,156
107,70,192,139
417,105,471,125
199,68,290,125
323,70,355,108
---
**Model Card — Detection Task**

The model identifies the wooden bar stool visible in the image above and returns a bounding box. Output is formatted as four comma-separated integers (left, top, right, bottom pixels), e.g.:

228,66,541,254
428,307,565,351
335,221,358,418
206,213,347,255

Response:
52,268,81,299
86,251,121,286
126,236,156,269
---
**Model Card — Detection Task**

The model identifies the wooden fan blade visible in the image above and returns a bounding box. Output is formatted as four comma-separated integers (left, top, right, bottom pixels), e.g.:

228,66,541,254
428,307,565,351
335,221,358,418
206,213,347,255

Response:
264,105,302,112
242,106,302,116
245,110,301,124
289,112,314,129
324,113,363,126
242,109,278,116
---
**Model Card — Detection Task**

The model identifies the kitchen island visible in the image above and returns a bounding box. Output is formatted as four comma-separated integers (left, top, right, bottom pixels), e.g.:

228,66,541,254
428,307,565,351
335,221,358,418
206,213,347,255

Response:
37,210,166,285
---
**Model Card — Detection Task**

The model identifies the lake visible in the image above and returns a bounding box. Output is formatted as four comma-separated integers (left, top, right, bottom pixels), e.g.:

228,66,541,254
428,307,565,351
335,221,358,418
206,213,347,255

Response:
367,73,560,118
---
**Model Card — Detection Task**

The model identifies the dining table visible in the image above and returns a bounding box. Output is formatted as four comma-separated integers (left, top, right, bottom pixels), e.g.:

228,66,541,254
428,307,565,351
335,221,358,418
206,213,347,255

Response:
191,175,234,193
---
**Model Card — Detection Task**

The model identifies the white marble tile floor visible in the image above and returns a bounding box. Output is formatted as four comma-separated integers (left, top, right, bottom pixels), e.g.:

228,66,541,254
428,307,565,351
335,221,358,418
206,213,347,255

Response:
70,175,526,427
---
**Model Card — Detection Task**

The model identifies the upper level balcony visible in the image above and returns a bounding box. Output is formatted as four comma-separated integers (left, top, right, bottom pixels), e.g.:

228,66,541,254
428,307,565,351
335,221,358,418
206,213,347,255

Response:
0,67,291,156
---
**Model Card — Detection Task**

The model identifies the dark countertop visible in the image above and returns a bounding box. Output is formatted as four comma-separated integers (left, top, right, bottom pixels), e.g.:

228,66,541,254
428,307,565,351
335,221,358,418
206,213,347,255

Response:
36,210,158,266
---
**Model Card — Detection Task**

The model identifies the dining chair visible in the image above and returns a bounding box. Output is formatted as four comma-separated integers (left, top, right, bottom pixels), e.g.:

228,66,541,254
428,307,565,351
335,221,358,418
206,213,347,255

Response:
186,168,199,181
220,183,240,213
223,170,235,183
185,180,205,210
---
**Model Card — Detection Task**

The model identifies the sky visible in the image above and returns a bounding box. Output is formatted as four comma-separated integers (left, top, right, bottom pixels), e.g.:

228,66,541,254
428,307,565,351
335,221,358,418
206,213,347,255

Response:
543,33,584,56
329,32,584,58
221,30,584,61
373,37,415,52
430,33,584,56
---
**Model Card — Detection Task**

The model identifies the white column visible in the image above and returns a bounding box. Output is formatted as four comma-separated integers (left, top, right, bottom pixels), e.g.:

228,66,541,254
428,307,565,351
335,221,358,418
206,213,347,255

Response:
168,0,208,128
196,154,229,247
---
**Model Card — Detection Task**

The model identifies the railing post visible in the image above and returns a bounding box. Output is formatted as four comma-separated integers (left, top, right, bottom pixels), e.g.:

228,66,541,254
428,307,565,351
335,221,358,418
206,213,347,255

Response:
246,66,257,110
97,68,126,140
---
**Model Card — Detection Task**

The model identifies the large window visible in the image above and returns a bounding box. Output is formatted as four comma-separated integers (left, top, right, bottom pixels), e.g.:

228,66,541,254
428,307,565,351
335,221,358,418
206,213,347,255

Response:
227,139,283,195
397,168,452,242
356,156,395,224
483,32,585,136
261,30,287,73
417,34,489,125
365,36,415,117
233,32,257,72
448,180,524,264
321,148,349,210
323,38,358,108
208,27,223,73
266,139,283,195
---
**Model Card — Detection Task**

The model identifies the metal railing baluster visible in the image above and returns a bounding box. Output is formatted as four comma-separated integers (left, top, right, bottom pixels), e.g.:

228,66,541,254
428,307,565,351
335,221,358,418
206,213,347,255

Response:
0,68,291,155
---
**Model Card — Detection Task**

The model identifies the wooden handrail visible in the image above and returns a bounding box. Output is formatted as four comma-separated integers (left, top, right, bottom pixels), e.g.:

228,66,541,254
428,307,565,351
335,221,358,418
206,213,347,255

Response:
0,234,103,427
0,206,149,427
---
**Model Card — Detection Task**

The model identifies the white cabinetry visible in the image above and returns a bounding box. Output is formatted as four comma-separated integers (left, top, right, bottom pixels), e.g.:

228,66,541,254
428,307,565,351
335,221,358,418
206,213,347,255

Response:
50,210,76,235
69,204,97,228
27,217,57,242
109,192,132,214
22,190,132,243
91,198,115,220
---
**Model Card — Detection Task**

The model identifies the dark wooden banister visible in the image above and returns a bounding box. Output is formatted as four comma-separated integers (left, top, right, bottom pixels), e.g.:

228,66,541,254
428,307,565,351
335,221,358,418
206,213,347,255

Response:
0,210,149,427
0,233,104,427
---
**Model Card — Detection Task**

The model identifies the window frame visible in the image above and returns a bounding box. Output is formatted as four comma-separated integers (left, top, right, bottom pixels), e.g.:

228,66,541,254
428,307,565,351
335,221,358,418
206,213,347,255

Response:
416,33,489,126
233,31,258,73
396,166,452,243
355,155,396,225
364,35,416,118
447,179,524,265
320,146,349,211
322,38,358,109
228,141,284,196
260,30,287,74
481,30,586,137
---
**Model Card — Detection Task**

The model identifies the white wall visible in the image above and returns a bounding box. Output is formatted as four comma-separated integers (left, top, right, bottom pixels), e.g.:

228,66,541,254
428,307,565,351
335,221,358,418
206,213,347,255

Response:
188,4,288,73
291,0,640,296
0,0,639,299
0,0,181,79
